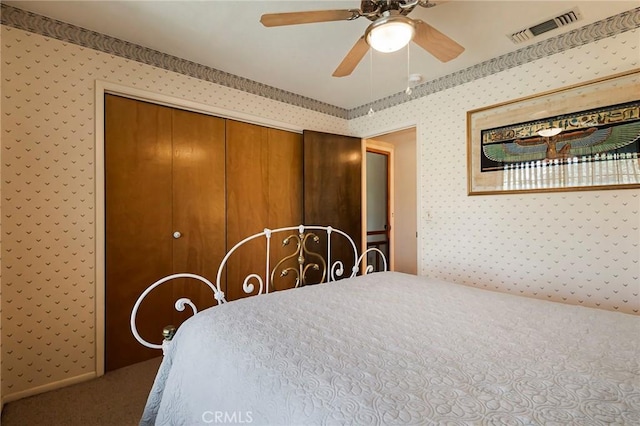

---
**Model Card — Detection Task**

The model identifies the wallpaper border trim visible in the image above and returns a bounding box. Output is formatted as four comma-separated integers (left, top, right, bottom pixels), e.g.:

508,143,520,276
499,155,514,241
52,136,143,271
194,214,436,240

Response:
1,4,639,119
0,3,349,119
349,7,640,118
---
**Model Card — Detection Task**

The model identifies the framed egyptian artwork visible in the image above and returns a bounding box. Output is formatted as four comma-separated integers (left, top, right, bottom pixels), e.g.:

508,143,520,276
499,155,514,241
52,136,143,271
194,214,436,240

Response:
467,69,640,195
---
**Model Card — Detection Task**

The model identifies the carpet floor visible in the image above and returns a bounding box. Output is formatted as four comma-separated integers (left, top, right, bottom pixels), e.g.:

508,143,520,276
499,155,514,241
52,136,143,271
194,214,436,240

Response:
1,357,162,426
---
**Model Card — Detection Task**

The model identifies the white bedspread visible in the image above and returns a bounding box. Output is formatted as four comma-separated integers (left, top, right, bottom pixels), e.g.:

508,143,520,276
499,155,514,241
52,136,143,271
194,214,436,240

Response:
140,272,640,425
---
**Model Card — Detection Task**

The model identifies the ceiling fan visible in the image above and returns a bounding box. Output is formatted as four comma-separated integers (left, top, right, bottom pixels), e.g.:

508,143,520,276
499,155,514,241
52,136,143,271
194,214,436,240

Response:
260,0,464,77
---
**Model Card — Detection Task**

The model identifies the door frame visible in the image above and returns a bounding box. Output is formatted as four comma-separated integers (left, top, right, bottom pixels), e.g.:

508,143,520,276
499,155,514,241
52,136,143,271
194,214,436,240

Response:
94,80,303,376
361,124,420,274
364,141,395,271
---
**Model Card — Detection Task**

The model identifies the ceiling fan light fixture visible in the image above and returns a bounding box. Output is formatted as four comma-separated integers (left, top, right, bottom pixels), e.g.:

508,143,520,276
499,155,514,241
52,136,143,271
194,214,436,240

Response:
366,15,415,53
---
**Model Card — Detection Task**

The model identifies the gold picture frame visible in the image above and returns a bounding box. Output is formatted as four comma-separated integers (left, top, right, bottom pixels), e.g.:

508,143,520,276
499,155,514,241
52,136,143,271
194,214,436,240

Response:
467,69,640,195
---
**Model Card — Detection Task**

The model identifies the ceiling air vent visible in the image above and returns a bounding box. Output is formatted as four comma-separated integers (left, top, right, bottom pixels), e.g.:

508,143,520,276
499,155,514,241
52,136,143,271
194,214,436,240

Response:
508,9,581,44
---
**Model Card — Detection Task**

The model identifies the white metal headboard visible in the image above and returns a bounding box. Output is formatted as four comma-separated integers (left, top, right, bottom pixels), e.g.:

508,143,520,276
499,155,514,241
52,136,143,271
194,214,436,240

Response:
131,225,387,350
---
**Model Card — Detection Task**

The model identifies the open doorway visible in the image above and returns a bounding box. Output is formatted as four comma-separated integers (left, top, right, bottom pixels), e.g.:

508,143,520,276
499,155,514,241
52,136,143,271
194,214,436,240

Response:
365,128,417,274
366,149,390,271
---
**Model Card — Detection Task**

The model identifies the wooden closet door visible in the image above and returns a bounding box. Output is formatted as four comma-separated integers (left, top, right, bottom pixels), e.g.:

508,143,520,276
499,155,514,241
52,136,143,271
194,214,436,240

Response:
106,97,227,371
226,120,269,301
267,128,303,291
171,109,226,322
303,130,362,282
105,95,174,371
226,121,303,299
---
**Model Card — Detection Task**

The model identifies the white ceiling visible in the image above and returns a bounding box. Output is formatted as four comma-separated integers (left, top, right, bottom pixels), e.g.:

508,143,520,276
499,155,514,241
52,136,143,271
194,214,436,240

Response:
5,0,639,109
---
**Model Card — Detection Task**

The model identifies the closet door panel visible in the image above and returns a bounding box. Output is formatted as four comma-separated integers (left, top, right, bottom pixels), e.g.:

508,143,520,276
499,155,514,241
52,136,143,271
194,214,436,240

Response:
268,128,303,291
172,109,226,320
225,120,269,300
267,128,303,227
105,95,174,371
303,130,362,283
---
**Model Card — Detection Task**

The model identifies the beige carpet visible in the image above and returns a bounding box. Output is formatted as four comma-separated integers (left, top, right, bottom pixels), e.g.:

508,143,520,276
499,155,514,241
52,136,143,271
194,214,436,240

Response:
1,357,162,426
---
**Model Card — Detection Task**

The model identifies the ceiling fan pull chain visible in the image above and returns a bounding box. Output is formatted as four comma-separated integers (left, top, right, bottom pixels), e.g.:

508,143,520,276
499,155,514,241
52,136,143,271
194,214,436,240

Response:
368,50,375,117
405,44,413,96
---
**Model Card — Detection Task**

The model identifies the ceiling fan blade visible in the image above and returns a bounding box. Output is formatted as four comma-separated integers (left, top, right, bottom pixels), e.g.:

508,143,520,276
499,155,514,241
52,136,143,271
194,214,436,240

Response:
261,10,357,27
332,36,370,78
413,19,464,62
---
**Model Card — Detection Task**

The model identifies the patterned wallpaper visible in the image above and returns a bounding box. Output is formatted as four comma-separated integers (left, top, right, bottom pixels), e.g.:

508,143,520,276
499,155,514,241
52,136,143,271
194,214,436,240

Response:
1,4,639,404
349,30,640,315
0,25,348,400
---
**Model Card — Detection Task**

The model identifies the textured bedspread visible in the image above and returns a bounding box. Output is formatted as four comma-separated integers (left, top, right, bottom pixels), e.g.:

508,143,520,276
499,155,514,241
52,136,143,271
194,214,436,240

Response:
141,272,640,425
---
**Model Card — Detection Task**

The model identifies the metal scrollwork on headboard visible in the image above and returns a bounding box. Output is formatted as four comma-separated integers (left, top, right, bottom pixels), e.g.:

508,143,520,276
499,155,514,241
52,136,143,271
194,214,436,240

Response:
216,225,387,296
131,225,387,350
130,273,225,351
271,230,327,288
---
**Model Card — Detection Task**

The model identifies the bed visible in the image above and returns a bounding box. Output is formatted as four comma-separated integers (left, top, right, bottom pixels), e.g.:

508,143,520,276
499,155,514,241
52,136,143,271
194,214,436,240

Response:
132,225,640,425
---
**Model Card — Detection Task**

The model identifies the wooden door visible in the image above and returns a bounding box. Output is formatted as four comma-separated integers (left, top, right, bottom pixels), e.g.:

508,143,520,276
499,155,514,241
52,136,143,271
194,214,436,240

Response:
226,121,303,299
105,95,174,371
303,130,362,282
171,109,226,323
267,128,304,291
105,96,226,371
225,121,269,301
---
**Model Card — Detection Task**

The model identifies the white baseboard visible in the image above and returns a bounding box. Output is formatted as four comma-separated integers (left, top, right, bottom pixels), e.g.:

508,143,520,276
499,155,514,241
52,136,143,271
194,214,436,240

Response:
2,372,97,405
